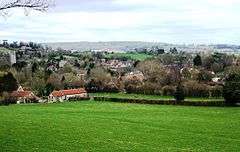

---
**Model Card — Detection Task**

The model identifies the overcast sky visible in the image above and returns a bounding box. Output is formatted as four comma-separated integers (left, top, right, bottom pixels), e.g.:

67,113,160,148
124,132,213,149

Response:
1,0,240,44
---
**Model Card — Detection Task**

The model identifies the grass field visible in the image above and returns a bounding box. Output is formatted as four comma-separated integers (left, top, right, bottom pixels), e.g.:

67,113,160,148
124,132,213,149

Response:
105,52,154,61
0,101,239,151
91,92,224,102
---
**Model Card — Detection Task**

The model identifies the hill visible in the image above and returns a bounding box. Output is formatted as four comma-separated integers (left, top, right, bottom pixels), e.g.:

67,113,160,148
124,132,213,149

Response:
0,101,240,151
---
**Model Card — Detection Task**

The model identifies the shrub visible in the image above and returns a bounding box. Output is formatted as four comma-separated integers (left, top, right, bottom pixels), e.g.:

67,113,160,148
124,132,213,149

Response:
93,97,225,107
0,92,17,106
140,82,162,95
223,73,240,104
174,83,185,102
162,85,175,96
183,81,210,97
210,85,223,98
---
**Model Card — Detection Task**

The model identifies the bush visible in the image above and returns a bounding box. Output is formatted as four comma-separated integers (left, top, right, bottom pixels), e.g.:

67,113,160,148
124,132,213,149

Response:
0,92,17,106
210,85,223,98
223,73,240,104
183,81,210,97
139,82,162,95
174,83,185,102
162,85,175,96
124,77,143,94
93,97,225,107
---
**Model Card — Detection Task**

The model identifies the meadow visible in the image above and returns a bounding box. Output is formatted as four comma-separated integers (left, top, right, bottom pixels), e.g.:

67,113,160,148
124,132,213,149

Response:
0,101,239,151
105,52,154,61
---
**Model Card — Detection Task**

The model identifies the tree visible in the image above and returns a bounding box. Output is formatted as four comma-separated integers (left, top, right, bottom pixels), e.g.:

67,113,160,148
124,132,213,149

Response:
47,73,62,90
137,60,169,86
31,62,38,74
223,72,240,104
86,67,116,92
0,72,18,94
197,69,213,82
44,83,54,96
0,0,53,14
174,83,185,102
169,47,178,54
193,54,202,66
156,48,165,55
12,61,28,72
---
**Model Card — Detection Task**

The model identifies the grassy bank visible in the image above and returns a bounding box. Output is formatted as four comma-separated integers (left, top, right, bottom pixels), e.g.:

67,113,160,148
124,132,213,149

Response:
0,101,239,151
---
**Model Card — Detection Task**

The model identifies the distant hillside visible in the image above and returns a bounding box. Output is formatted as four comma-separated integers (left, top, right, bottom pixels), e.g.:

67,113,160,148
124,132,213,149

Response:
44,41,170,52
44,41,240,54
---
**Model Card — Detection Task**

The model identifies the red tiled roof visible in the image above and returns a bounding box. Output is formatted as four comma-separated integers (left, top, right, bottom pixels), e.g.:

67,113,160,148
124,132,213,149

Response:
50,88,87,97
51,91,64,97
11,91,34,98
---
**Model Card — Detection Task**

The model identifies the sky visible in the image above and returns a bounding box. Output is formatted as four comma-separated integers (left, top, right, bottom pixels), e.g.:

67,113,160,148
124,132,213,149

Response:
0,0,240,44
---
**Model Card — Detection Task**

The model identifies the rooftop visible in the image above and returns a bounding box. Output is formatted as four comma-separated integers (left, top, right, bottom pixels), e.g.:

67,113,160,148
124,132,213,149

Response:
51,88,87,97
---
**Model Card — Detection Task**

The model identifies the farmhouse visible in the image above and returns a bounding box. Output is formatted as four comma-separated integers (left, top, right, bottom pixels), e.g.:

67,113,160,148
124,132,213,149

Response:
48,88,88,102
11,86,39,104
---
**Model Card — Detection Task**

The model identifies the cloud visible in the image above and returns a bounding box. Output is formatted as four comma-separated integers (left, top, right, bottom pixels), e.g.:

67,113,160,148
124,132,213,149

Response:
0,0,240,44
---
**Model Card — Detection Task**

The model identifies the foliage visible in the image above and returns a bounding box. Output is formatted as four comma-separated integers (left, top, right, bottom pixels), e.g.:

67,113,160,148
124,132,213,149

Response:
162,85,175,96
86,68,118,92
174,83,185,102
183,81,210,97
210,85,223,98
44,83,54,96
123,76,143,94
137,60,169,86
193,54,202,66
197,69,214,82
0,72,18,94
223,72,240,104
0,92,17,105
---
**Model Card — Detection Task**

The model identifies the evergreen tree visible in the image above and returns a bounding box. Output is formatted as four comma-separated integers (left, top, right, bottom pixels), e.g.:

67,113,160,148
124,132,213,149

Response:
193,54,202,66
223,73,240,104
174,83,185,102
0,72,18,94
44,83,54,96
32,62,38,74
170,47,178,54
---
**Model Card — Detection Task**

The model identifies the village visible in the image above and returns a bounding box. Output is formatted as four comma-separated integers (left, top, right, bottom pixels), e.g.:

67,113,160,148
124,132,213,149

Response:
1,40,239,105
1,0,240,151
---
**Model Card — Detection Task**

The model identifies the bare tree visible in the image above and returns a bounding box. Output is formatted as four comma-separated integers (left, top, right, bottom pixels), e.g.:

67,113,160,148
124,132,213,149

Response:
0,0,54,15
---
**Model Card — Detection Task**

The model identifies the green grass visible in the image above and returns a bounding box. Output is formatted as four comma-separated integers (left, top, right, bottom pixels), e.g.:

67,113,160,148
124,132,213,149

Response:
91,92,174,100
0,101,239,151
91,92,224,102
105,52,154,61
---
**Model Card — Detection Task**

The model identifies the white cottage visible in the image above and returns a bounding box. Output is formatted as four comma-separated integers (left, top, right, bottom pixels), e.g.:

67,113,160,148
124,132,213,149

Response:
48,88,88,102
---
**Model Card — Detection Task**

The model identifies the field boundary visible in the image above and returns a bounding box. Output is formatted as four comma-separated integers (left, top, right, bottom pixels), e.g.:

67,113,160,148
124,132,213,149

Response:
93,97,228,107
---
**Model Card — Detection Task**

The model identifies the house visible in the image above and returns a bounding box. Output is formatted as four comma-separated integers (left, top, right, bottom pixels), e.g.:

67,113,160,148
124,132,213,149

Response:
59,60,68,68
48,88,88,102
11,86,39,104
0,48,16,66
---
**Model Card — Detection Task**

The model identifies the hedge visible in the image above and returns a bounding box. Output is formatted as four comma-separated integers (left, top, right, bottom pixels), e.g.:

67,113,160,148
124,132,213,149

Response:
93,97,227,107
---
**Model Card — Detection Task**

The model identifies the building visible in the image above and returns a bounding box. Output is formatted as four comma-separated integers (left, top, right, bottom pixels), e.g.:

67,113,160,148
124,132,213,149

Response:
59,60,68,68
0,48,16,66
11,86,39,104
48,88,88,102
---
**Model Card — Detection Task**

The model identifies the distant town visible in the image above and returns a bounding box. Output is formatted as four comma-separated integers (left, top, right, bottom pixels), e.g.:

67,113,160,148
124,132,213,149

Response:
1,39,240,105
